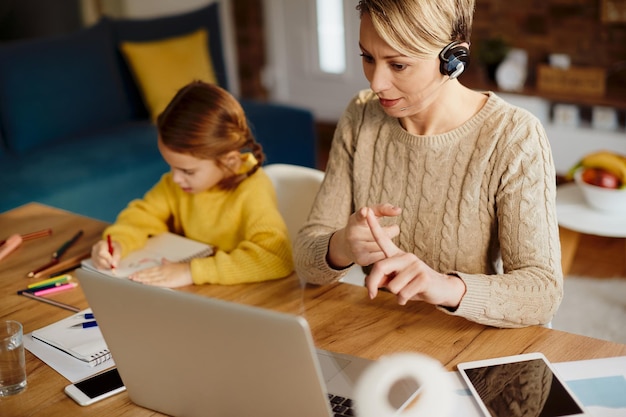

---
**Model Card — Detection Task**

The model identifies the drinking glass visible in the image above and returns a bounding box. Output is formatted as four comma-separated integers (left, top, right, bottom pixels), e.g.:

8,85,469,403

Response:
0,320,27,396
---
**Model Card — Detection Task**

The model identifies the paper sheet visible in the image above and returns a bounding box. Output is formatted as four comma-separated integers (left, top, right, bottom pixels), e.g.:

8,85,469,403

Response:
24,333,116,383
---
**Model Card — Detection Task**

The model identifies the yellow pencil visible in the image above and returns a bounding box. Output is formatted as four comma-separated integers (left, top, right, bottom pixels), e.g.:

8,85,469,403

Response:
27,274,71,289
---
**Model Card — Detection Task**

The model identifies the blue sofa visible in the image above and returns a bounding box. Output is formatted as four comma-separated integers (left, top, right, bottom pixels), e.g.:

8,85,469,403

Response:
0,3,317,222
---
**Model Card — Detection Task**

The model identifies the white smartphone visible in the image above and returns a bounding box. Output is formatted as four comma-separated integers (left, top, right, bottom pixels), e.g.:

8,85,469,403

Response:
457,352,591,417
64,367,126,406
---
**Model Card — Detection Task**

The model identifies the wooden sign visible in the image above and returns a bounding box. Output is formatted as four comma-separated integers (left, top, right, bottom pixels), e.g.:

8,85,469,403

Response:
602,0,626,23
536,65,606,97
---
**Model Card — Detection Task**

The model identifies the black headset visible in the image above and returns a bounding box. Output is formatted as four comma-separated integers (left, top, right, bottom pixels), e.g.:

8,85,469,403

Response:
439,41,470,79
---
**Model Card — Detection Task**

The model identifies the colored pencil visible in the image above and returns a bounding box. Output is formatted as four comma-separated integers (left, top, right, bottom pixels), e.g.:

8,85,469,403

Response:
28,252,89,279
18,291,80,312
0,228,52,246
33,282,77,297
27,275,71,289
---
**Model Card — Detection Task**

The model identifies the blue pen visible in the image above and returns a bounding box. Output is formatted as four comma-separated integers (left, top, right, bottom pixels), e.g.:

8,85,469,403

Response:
71,321,98,329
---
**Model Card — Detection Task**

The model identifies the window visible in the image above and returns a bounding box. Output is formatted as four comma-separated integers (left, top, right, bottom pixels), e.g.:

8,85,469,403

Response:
264,0,366,121
316,0,346,74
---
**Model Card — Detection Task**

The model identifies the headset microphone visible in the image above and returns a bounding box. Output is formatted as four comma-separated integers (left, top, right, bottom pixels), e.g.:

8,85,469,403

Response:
439,41,470,79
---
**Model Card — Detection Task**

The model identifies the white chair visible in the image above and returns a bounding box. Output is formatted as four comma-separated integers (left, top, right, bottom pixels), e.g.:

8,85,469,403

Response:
264,163,365,286
264,163,325,245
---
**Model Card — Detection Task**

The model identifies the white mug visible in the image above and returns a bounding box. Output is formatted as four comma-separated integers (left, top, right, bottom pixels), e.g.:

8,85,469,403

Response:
354,353,454,417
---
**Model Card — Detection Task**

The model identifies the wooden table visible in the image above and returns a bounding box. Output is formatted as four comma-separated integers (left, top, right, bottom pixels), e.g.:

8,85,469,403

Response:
2,203,626,416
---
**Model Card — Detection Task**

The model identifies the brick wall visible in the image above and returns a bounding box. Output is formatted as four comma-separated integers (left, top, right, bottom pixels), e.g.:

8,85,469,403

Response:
469,0,626,88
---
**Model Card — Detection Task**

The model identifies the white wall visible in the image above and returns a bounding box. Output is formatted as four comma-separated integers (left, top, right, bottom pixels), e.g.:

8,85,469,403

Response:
545,125,626,175
498,93,626,175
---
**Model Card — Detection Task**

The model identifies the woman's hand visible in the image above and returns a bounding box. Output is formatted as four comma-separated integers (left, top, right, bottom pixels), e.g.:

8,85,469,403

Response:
128,260,193,288
327,203,401,268
90,239,121,271
364,208,466,308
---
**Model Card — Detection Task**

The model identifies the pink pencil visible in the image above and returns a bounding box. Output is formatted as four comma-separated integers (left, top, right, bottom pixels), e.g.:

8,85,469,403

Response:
33,282,77,297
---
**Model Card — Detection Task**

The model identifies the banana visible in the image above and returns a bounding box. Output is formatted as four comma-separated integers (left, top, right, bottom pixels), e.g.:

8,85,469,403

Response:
580,151,626,183
564,160,582,181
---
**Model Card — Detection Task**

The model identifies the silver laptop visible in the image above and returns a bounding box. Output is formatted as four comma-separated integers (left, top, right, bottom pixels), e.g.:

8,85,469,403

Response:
75,268,416,417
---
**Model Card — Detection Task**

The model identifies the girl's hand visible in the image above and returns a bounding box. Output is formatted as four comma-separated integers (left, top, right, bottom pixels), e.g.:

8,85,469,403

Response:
364,208,465,308
328,203,401,268
128,260,193,288
90,239,121,271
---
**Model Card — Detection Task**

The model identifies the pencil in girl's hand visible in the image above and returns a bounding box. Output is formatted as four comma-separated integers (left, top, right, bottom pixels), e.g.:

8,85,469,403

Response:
107,234,115,270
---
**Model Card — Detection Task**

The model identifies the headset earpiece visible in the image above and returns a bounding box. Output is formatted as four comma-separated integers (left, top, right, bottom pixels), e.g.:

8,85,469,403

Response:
439,41,470,79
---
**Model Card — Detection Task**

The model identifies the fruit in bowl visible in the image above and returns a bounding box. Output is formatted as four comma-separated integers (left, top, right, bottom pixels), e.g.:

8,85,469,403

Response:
567,151,626,213
580,167,621,189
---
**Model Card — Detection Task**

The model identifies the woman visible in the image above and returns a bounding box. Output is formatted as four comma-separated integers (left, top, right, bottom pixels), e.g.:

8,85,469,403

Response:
294,0,562,328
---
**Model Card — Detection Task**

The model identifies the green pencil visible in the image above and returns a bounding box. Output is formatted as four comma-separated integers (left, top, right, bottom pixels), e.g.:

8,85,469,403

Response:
27,274,71,289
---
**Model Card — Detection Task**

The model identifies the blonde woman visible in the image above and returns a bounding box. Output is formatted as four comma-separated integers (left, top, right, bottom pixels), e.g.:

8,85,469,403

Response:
294,0,562,328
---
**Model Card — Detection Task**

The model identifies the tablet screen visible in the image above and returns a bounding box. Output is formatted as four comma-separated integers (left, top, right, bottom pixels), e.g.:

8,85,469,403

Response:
461,357,584,417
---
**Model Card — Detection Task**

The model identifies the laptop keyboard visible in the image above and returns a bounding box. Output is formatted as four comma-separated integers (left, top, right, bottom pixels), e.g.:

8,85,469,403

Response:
328,393,355,416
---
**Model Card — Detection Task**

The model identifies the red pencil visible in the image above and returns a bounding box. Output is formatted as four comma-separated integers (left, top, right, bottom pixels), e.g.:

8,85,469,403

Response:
107,234,116,270
107,234,113,256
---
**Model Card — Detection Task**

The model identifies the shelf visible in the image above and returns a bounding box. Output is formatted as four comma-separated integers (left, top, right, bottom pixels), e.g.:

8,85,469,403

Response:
462,70,626,110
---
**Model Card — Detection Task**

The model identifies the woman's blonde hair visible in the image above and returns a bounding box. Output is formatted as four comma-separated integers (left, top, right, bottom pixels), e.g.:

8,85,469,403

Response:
357,0,475,59
156,80,264,190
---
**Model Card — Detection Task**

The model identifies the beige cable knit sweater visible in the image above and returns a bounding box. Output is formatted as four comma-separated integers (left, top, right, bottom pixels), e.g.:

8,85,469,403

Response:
294,90,563,328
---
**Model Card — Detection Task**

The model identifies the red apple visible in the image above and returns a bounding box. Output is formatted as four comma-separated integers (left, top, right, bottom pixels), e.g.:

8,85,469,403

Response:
581,168,620,189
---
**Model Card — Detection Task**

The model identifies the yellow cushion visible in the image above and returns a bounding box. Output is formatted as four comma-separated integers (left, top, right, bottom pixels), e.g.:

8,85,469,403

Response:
120,28,217,121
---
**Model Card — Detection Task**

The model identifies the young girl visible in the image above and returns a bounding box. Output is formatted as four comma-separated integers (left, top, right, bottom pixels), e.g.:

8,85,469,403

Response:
90,81,293,288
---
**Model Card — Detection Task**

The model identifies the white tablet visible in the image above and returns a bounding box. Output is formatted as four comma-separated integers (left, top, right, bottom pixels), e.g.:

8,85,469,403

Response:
457,352,591,417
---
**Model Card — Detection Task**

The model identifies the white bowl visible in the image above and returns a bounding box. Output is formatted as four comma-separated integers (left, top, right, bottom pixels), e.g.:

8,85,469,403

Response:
574,169,626,214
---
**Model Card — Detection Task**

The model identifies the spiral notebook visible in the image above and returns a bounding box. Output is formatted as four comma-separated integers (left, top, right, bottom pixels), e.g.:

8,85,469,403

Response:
31,308,111,367
81,232,213,278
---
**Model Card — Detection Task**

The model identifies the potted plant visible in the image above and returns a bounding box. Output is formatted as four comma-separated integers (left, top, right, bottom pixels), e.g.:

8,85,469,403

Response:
476,36,510,82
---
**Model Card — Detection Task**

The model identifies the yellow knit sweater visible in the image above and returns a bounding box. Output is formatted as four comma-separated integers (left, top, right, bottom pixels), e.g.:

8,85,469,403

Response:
294,90,563,328
103,159,293,285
